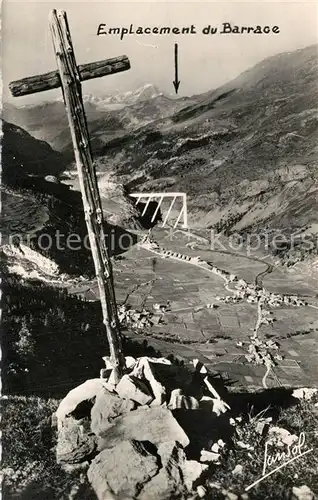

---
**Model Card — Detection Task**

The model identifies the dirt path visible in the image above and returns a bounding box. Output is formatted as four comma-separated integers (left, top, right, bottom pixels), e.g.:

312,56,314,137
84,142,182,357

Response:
255,262,274,287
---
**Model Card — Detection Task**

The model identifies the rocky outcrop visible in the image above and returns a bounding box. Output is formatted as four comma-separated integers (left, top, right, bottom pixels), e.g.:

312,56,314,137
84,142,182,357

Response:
54,355,232,499
98,174,143,230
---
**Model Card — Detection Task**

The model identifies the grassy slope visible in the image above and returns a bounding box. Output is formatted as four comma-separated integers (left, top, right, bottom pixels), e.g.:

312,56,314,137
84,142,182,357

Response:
1,395,96,500
1,270,108,396
2,390,318,499
208,398,318,499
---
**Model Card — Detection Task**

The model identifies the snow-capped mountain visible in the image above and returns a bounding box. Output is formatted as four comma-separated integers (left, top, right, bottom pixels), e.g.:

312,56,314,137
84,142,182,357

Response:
82,84,164,108
51,84,164,108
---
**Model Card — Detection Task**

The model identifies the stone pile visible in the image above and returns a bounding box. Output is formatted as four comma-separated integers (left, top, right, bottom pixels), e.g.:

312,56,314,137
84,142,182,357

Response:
54,356,232,500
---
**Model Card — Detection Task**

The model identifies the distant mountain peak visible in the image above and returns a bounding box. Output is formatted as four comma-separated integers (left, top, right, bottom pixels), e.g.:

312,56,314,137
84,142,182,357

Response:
82,83,164,107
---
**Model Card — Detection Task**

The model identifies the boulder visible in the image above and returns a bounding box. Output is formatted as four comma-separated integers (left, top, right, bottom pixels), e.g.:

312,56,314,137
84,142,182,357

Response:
200,449,220,463
132,358,167,405
200,395,230,416
98,406,189,450
197,486,208,498
139,441,208,499
45,175,59,184
138,441,186,500
101,356,113,370
292,388,318,401
56,379,104,425
125,356,137,369
87,440,159,500
56,416,97,464
193,359,208,374
115,375,154,405
91,387,136,436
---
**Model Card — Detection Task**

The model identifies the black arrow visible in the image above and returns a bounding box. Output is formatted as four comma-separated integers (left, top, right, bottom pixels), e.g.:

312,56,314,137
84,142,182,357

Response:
173,43,180,94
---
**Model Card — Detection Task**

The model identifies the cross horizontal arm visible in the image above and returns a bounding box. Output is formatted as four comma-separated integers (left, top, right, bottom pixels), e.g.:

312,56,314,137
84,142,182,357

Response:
9,55,130,97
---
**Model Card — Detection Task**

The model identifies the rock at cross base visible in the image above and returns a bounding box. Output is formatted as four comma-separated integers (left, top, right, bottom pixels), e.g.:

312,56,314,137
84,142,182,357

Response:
131,357,198,403
125,356,137,369
138,441,186,500
132,358,167,405
139,441,208,500
91,387,136,436
56,416,97,464
56,379,104,425
200,449,220,463
87,440,159,500
115,374,154,405
97,406,189,451
141,441,186,499
200,396,230,416
292,388,318,401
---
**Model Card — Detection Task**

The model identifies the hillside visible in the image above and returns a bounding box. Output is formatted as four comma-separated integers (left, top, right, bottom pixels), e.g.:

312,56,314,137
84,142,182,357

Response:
1,121,69,184
3,101,116,154
85,45,318,268
102,45,317,194
0,121,149,280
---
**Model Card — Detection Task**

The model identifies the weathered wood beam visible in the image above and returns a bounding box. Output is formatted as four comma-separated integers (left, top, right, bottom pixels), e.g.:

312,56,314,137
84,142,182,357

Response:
9,55,130,97
49,9,125,374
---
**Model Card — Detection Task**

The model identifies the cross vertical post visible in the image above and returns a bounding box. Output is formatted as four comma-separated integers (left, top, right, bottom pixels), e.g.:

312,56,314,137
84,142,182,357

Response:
49,9,125,375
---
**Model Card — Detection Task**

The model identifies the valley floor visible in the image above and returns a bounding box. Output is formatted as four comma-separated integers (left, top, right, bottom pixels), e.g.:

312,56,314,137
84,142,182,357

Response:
68,227,318,392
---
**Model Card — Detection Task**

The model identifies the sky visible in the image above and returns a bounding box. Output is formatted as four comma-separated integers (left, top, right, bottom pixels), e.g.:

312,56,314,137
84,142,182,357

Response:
2,0,318,105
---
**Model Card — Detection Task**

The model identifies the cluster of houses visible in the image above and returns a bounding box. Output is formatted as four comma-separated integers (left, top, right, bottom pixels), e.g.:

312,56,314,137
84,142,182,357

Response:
140,236,306,310
216,278,306,308
117,304,154,330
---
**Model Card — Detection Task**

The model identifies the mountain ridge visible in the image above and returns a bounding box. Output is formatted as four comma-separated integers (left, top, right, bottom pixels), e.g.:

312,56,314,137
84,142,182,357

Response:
3,44,318,269
3,83,194,153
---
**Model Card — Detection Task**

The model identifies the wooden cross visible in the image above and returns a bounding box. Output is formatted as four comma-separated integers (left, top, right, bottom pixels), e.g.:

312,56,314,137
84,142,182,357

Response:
9,9,131,375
